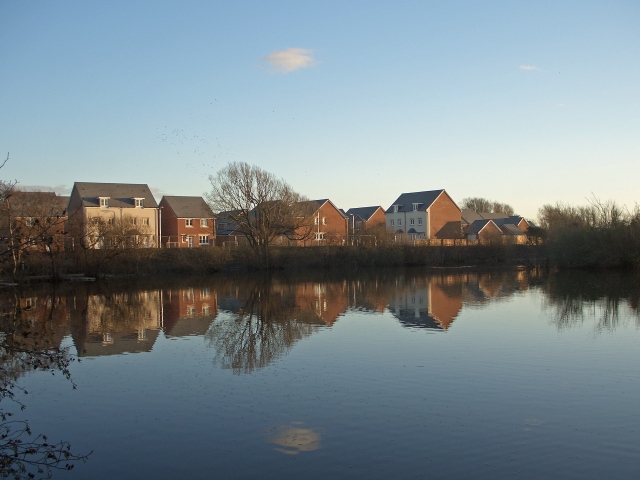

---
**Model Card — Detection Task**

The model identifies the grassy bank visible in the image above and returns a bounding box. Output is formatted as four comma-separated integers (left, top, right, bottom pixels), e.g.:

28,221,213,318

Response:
8,242,546,280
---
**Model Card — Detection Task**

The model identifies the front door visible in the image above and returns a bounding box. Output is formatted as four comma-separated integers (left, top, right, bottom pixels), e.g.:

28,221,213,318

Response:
188,235,194,248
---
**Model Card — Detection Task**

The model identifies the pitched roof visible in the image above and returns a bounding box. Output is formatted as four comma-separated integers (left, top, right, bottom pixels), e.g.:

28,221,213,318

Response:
345,206,383,222
8,191,67,217
467,219,499,235
500,223,527,236
73,182,158,208
161,196,214,218
461,208,484,225
385,190,458,213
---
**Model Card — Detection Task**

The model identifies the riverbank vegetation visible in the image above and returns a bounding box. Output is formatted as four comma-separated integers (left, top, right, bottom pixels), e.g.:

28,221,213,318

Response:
537,198,640,269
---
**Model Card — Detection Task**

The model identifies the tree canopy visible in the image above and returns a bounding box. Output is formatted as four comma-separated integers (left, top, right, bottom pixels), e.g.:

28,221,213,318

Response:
460,197,515,216
206,162,314,262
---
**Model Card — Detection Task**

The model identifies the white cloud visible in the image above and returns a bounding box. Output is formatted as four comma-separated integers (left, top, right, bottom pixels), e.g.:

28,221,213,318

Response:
263,48,315,73
519,65,540,71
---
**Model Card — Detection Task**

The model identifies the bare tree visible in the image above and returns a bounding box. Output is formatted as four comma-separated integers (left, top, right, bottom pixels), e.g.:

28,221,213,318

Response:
206,162,314,264
461,197,515,216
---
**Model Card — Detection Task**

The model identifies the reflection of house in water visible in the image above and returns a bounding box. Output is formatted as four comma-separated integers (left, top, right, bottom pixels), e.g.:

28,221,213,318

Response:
161,286,218,337
292,282,349,325
461,270,531,305
388,275,463,331
69,290,161,356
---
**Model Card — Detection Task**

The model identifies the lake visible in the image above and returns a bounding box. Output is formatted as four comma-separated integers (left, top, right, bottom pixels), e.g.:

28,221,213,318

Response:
4,268,640,479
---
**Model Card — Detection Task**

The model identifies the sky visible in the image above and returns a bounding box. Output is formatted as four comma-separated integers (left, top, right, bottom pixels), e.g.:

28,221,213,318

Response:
1,0,639,220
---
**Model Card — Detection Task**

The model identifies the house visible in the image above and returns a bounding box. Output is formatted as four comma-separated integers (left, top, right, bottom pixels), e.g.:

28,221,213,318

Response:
466,219,503,241
297,199,349,246
461,209,531,232
215,210,250,247
0,191,68,250
385,190,461,240
498,223,528,244
159,196,215,248
67,182,159,248
345,206,386,232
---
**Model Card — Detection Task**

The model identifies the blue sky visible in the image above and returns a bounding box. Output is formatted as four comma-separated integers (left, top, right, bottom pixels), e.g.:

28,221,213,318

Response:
1,1,638,220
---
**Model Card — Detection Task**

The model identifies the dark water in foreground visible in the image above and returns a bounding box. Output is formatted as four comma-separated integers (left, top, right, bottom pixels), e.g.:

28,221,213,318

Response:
5,269,640,479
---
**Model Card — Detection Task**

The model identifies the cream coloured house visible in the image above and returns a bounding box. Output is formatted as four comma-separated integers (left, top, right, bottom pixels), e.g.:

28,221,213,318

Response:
67,182,160,248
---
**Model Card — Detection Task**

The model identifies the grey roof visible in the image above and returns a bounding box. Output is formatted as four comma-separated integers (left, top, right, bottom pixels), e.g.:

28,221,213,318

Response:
345,206,383,222
500,223,526,236
73,182,158,208
161,196,214,218
467,219,498,235
478,211,512,220
8,191,67,217
462,210,528,228
461,208,484,224
385,190,455,214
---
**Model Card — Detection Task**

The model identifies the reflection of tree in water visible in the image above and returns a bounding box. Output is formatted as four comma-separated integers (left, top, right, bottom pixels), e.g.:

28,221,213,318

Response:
205,276,327,374
0,286,89,477
542,271,640,332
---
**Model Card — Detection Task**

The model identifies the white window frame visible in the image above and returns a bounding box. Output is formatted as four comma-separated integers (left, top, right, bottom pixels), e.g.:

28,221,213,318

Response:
199,235,210,245
200,218,209,227
410,218,415,225
185,218,193,227
390,219,395,226
322,217,327,225
314,232,326,240
99,197,110,208
412,203,420,211
398,219,402,226
418,218,423,225
134,198,144,208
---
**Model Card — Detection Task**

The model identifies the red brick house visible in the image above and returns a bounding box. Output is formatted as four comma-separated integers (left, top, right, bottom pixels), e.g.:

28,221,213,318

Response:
466,219,503,241
297,199,349,246
159,196,215,248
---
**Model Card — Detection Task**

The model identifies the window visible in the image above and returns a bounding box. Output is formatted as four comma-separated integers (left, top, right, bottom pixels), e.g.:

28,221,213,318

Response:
134,198,144,208
390,219,395,226
143,218,149,226
322,217,327,225
185,219,193,227
398,219,402,226
132,218,138,225
314,217,319,225
412,203,420,211
99,197,109,208
200,218,209,227
393,205,399,213
181,235,187,243
187,305,196,317
25,217,36,227
314,232,326,240
418,218,423,225
199,235,210,245
200,287,210,298
202,304,210,315
410,218,415,225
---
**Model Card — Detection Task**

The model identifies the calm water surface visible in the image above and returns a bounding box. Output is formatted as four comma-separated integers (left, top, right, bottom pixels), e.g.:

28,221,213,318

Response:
6,269,640,479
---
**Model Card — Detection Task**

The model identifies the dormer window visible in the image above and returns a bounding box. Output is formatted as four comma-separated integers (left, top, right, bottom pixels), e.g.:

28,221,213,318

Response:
134,198,144,208
412,203,420,211
393,205,400,213
99,197,110,208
